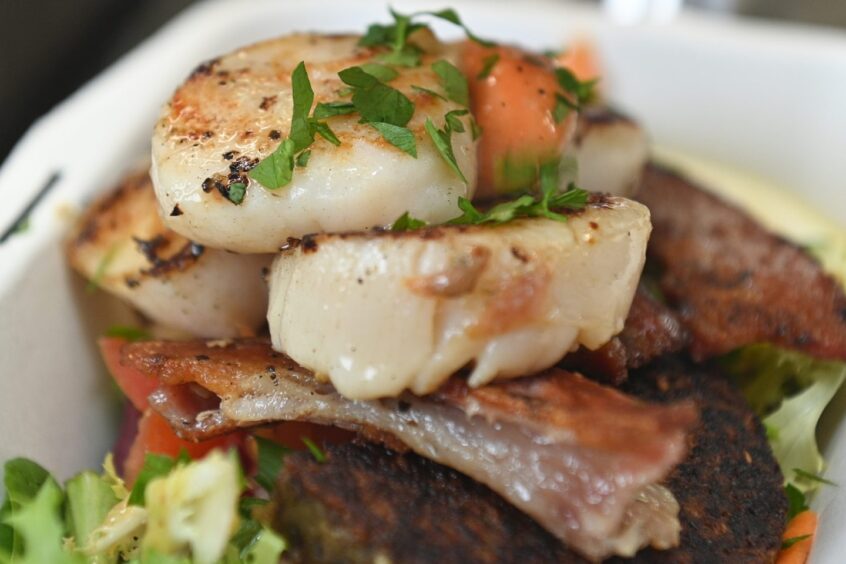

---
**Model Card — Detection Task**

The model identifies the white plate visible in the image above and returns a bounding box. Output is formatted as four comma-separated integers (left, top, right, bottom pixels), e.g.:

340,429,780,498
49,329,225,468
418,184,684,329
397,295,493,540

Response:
1,0,845,560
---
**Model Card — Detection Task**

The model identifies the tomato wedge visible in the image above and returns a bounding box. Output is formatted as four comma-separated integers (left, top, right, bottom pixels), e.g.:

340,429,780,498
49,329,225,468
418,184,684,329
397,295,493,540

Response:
99,337,158,411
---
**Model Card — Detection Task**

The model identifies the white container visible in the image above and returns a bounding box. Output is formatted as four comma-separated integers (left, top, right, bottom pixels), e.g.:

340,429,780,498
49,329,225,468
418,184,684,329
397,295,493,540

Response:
1,0,844,560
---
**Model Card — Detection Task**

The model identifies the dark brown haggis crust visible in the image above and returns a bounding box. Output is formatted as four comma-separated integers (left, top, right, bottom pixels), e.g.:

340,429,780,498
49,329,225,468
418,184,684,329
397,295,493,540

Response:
270,358,786,564
563,285,689,385
638,164,846,362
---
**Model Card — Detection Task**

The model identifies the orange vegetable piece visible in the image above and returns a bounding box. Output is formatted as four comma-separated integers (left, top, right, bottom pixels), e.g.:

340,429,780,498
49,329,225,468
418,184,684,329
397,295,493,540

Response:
555,38,601,83
776,510,818,564
123,409,243,485
461,41,577,198
99,337,158,411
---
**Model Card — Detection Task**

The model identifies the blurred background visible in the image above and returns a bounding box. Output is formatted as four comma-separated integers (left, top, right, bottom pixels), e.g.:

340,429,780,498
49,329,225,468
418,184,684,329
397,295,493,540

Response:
1,0,844,165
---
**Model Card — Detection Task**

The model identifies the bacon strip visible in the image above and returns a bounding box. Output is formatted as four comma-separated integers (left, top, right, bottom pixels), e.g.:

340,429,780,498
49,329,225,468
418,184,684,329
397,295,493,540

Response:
122,339,697,560
639,165,846,361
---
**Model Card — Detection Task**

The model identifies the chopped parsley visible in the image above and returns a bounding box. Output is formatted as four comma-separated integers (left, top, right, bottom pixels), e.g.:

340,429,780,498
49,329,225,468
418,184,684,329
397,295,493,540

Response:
785,483,809,520
359,8,493,68
250,62,342,190
226,182,247,204
781,534,812,550
554,67,597,107
411,84,447,101
313,101,356,119
296,150,312,168
104,325,151,342
391,211,428,232
425,117,467,183
301,438,326,463
338,66,415,126
794,468,838,487
86,245,118,293
477,53,500,79
369,122,417,157
254,436,291,492
392,158,588,230
359,62,399,82
432,59,469,106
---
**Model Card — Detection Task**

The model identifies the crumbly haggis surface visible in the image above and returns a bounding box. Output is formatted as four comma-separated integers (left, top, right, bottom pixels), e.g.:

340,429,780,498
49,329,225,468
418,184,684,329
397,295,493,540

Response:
270,356,785,564
639,164,846,362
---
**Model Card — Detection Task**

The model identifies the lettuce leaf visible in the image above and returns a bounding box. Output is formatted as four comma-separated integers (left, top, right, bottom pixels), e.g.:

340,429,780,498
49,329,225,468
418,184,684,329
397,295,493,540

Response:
1,479,82,564
724,344,846,492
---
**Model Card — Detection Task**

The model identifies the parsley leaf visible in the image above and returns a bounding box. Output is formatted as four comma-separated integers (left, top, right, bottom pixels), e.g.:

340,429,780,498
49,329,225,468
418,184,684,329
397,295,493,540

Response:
432,60,469,106
391,211,428,231
444,109,469,133
313,102,356,119
424,117,467,183
312,121,340,146
360,62,399,82
249,138,296,189
782,534,812,549
295,150,311,168
794,468,838,487
553,93,577,123
289,62,316,152
370,122,417,157
554,67,597,106
301,438,326,463
785,483,809,520
423,9,494,47
477,53,500,79
104,325,151,341
411,84,447,101
254,436,290,493
339,66,415,126
128,453,177,506
226,182,246,205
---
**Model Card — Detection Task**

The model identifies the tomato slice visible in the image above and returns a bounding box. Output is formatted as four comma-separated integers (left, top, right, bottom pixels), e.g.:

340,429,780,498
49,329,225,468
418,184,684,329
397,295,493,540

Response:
99,337,158,411
123,409,244,484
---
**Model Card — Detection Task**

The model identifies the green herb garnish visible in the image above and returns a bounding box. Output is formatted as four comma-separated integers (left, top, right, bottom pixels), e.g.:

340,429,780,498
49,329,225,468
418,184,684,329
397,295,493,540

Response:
369,122,418,157
86,244,118,293
250,62,342,190
359,8,493,68
785,483,809,520
254,436,291,493
128,453,178,506
104,325,151,342
781,534,812,549
295,150,312,168
432,59,469,106
391,211,428,231
249,138,296,190
301,438,326,463
360,62,399,82
794,468,838,487
554,67,597,107
553,93,577,123
226,182,247,205
338,65,415,126
313,101,356,119
411,84,448,101
477,53,500,79
425,117,467,183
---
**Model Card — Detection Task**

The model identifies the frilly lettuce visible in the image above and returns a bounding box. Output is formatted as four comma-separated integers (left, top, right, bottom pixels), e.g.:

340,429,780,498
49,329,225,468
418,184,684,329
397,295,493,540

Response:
724,344,846,493
1,449,286,564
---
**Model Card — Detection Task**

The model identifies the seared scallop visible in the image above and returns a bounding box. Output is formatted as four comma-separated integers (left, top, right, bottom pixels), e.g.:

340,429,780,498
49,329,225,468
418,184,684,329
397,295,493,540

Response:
573,107,649,196
67,170,271,338
267,196,651,399
152,33,477,253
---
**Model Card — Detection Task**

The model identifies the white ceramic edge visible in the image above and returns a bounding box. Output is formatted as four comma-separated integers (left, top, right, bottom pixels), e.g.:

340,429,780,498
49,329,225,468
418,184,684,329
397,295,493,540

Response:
1,1,845,560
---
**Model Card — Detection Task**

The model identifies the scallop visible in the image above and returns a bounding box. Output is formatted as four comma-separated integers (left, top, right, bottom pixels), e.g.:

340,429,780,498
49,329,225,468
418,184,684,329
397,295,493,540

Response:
67,170,271,338
151,33,477,253
267,196,651,399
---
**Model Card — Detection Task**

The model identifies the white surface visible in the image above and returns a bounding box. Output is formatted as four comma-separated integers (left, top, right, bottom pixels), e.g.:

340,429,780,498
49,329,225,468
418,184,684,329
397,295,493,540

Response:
1,0,845,560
